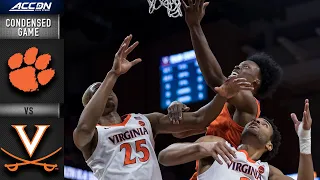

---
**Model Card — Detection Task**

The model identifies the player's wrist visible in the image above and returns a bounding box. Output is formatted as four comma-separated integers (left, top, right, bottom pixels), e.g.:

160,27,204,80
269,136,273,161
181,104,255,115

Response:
298,124,311,154
188,23,202,31
197,142,206,153
197,142,211,156
299,138,311,154
216,93,229,100
108,69,120,78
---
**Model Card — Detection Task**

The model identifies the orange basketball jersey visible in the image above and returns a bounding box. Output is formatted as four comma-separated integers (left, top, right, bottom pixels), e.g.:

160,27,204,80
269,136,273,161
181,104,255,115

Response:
190,99,261,180
206,99,261,147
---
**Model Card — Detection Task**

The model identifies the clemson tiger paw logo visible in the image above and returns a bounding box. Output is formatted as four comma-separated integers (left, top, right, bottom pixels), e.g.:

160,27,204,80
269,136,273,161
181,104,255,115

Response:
8,47,55,92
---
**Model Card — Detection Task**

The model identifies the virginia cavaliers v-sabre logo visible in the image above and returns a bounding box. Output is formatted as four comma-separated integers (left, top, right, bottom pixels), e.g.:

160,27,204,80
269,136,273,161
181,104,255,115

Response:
1,125,62,172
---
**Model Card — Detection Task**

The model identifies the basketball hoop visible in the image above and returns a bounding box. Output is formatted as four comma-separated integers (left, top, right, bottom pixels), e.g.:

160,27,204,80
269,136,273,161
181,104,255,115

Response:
147,0,182,18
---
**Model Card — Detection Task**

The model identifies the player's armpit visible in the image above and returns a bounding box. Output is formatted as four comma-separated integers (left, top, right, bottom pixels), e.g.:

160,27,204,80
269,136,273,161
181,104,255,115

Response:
228,90,258,116
269,165,294,180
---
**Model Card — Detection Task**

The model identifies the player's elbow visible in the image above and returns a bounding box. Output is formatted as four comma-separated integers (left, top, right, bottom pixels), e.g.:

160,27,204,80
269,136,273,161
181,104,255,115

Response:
158,150,173,166
73,129,83,149
192,112,208,128
75,123,93,135
228,91,257,114
157,151,166,165
73,125,94,149
172,132,189,139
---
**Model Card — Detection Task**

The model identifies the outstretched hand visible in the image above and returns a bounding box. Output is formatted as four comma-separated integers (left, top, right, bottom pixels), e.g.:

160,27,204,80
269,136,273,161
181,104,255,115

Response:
291,99,312,133
167,101,190,124
199,141,236,165
214,76,254,99
181,0,210,27
112,35,142,76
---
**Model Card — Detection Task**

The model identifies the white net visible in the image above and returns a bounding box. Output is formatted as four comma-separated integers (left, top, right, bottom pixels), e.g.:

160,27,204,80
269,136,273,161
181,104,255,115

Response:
147,0,182,18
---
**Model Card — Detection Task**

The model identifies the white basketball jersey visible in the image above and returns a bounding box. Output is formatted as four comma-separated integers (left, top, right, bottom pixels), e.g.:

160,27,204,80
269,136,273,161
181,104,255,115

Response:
86,113,162,180
198,142,269,180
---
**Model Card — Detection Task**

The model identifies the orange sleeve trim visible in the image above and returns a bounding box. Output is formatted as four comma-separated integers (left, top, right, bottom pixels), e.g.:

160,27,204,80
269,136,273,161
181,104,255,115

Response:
109,114,131,126
223,103,231,117
190,172,198,180
238,150,256,163
255,99,261,118
96,114,131,127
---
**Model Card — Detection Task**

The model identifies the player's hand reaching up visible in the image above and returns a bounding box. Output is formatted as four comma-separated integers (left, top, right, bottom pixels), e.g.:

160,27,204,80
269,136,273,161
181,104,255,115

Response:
181,0,210,27
214,76,254,99
291,99,312,132
199,141,236,165
290,99,312,154
112,35,142,76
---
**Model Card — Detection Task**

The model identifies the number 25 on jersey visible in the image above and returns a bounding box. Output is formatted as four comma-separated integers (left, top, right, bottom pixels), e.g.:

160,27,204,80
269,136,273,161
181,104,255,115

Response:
120,139,150,165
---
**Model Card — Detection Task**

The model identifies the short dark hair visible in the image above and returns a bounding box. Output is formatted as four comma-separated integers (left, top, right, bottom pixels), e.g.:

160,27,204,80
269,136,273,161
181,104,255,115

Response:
247,52,283,99
260,117,281,161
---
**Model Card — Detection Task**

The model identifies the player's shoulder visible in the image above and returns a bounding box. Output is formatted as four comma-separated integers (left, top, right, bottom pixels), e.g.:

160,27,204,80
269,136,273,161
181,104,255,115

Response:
121,113,146,121
268,165,283,175
130,113,152,119
126,113,155,125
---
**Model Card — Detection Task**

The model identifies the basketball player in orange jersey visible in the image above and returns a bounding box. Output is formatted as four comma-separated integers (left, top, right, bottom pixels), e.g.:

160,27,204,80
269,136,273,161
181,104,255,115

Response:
168,0,283,179
160,99,314,180
73,35,254,180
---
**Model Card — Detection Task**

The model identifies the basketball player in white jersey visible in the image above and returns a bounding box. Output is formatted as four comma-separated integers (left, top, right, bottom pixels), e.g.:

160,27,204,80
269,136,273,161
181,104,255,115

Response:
73,35,253,180
159,99,315,180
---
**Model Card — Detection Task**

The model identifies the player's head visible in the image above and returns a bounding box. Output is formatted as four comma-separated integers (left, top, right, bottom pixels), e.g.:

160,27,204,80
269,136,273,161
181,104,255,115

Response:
231,52,283,99
241,117,281,161
82,82,118,116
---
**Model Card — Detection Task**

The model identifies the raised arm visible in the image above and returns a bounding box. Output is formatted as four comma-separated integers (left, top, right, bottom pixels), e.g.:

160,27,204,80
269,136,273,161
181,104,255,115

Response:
181,0,258,116
269,99,314,180
73,35,141,150
291,99,314,180
158,135,235,166
146,77,253,135
181,0,225,87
